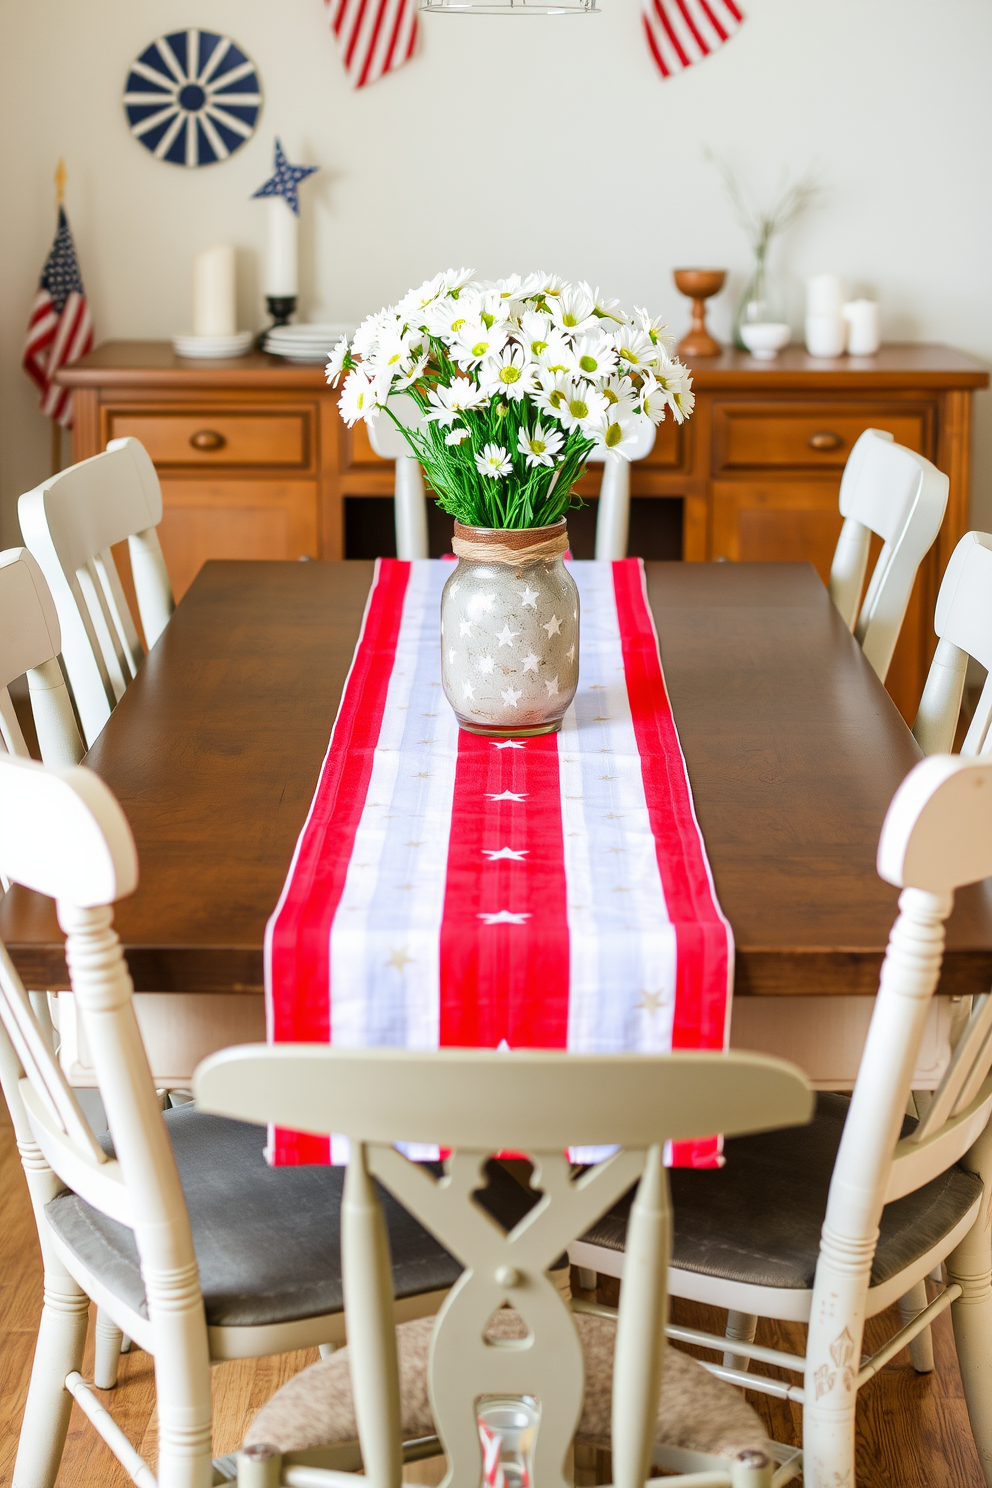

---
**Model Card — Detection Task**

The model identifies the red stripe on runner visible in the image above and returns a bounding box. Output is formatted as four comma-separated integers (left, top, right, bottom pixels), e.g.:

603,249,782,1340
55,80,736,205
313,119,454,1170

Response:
268,558,412,1162
440,732,569,1052
612,559,729,1167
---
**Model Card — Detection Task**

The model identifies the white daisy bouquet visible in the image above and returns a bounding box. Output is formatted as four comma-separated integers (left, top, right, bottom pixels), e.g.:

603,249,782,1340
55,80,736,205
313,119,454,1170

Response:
327,270,694,530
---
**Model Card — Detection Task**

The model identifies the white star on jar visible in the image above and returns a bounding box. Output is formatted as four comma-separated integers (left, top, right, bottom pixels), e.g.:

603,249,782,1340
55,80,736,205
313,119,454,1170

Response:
459,619,473,637
496,624,520,647
501,686,523,708
478,655,495,673
542,615,562,637
544,676,559,697
521,653,539,673
462,680,475,700
518,585,539,609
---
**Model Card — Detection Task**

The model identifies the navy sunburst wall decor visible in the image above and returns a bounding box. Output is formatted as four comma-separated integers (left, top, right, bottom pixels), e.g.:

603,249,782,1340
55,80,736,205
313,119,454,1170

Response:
124,30,262,167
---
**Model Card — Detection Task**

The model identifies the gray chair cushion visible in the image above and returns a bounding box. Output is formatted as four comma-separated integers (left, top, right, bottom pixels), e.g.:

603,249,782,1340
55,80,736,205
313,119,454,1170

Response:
45,1105,541,1329
246,1310,770,1462
582,1093,984,1290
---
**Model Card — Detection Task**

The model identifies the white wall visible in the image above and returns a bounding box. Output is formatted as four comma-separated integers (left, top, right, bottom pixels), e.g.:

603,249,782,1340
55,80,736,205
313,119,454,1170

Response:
1,0,990,544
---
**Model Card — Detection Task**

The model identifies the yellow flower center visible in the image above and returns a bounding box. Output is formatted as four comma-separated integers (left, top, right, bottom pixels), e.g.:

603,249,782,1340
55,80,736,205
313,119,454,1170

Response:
472,341,489,357
387,351,402,365
481,312,495,329
562,312,578,327
603,387,618,405
605,422,623,448
579,355,597,373
530,439,546,455
531,339,548,355
499,366,521,385
451,317,466,332
568,398,589,420
549,390,565,409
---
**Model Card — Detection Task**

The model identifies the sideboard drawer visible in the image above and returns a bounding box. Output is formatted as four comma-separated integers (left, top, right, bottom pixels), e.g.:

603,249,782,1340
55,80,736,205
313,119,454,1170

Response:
107,410,311,469
713,404,928,471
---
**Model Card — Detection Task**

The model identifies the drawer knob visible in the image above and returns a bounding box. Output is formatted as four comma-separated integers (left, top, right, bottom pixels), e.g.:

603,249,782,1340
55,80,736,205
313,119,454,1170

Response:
808,430,843,452
190,429,226,451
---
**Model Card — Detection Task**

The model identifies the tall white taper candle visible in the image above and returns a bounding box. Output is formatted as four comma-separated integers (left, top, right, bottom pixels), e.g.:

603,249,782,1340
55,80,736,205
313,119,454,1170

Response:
192,245,237,336
265,197,298,298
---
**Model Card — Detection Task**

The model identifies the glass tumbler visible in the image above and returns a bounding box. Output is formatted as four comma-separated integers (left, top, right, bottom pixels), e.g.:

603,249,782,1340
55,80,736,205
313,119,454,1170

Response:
477,1395,540,1488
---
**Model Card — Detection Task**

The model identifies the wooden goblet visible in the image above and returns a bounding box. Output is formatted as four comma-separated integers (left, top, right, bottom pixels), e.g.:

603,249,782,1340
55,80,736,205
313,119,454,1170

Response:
673,269,727,359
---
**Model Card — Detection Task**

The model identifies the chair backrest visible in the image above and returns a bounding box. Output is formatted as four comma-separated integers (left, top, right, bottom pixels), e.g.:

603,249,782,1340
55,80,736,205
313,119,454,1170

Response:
0,548,83,767
812,755,992,1308
586,420,657,561
195,1043,811,1488
18,437,175,747
0,755,205,1366
827,429,949,681
913,531,992,757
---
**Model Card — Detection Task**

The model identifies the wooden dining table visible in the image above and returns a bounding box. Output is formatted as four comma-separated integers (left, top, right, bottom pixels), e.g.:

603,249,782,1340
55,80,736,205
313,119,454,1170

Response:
5,558,992,1089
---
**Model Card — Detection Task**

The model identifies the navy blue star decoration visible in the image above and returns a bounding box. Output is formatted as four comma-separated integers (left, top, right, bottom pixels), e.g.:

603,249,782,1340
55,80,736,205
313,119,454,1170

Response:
251,139,318,216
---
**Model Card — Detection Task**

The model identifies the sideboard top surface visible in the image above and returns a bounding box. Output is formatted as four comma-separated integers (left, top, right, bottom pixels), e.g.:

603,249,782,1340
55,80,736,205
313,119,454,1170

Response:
58,340,989,393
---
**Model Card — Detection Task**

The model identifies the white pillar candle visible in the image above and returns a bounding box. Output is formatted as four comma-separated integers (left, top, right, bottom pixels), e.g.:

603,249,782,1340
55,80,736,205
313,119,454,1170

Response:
264,197,298,299
805,313,847,358
192,245,236,337
806,274,845,317
843,299,881,356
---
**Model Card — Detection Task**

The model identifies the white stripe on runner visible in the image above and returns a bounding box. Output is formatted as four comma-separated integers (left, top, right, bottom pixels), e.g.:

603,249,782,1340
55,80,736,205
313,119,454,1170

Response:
560,562,677,1057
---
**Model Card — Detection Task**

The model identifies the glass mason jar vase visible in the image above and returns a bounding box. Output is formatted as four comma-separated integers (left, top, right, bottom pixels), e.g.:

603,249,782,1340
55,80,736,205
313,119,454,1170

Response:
441,519,579,738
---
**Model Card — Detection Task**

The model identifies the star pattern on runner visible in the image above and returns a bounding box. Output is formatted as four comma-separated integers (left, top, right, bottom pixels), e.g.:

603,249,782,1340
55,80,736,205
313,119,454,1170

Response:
638,991,665,1015
488,789,527,801
387,946,414,970
492,741,525,750
482,846,529,861
477,910,531,925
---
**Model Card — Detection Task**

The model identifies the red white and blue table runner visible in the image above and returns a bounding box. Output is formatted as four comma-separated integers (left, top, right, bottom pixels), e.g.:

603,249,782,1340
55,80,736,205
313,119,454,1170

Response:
266,558,733,1168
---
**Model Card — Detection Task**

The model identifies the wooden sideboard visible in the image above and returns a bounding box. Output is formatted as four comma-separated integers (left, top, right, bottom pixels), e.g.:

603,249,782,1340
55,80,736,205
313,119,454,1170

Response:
59,340,988,721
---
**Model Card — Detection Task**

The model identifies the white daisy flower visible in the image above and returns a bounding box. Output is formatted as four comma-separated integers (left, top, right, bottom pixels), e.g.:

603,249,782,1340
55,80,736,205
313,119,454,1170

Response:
557,378,609,433
423,376,490,427
475,443,513,479
549,283,598,335
590,286,624,323
325,336,350,387
442,266,476,294
351,308,392,362
535,331,575,377
517,422,564,469
638,374,671,426
479,344,536,401
423,297,472,339
450,321,509,369
532,371,571,423
589,412,639,458
635,307,677,354
611,323,658,373
518,311,554,360
600,374,639,420
397,273,446,319
391,348,430,391
571,333,618,382
338,368,378,427
526,271,566,301
652,355,695,423
446,426,471,445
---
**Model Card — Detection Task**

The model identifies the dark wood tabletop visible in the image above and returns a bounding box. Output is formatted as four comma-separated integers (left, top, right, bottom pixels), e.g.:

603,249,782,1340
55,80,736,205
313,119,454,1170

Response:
4,560,991,998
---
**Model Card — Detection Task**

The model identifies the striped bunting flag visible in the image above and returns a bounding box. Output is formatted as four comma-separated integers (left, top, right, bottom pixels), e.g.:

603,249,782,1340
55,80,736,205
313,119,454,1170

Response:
325,0,417,90
643,0,744,79
22,207,93,430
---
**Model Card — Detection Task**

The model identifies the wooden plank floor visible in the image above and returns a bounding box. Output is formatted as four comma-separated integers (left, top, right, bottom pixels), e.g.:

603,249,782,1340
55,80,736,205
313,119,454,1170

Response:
0,1092,984,1487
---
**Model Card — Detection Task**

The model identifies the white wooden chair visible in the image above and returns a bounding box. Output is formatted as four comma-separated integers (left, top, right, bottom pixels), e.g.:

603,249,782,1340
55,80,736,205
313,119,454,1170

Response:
913,530,992,756
569,752,992,1488
587,420,657,561
192,1044,812,1488
369,396,430,561
827,428,949,682
18,437,175,748
0,755,535,1488
0,548,84,768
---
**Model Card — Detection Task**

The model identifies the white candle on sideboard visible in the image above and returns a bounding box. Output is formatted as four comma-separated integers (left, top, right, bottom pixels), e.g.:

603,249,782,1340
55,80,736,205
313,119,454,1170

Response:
192,245,236,336
806,274,845,316
265,197,298,298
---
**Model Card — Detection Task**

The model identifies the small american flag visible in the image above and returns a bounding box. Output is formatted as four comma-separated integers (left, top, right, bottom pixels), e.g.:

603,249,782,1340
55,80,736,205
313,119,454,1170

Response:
23,207,93,430
643,0,744,79
325,0,417,90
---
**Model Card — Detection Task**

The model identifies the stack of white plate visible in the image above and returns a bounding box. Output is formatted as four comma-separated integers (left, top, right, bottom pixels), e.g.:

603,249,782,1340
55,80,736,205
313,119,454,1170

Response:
265,322,354,363
173,330,254,359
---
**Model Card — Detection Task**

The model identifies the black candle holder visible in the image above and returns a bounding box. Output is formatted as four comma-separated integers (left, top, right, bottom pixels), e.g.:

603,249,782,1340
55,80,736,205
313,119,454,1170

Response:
257,295,298,351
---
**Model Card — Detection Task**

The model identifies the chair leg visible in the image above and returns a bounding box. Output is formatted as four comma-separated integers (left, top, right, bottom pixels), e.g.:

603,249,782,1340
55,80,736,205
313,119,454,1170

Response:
897,1280,934,1373
237,1444,283,1487
94,1307,125,1388
13,1263,89,1488
723,1310,758,1373
730,1451,774,1488
946,1121,992,1487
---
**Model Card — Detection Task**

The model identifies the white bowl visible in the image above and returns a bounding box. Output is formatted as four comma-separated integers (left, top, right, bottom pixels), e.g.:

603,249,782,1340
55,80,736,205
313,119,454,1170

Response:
173,331,253,359
740,323,790,360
